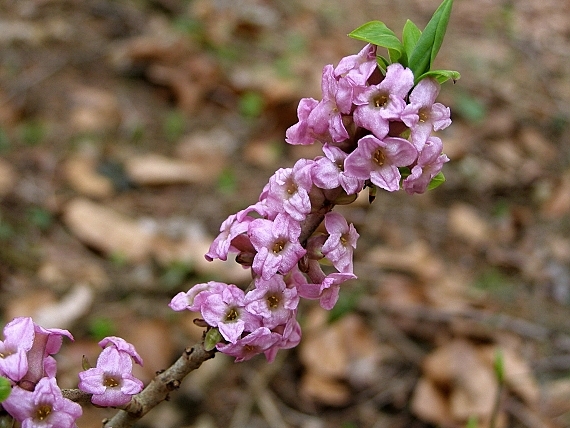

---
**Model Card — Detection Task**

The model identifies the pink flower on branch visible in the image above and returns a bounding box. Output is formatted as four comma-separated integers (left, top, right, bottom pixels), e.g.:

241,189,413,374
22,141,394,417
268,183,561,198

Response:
78,337,143,407
3,377,81,428
249,213,307,280
344,135,417,191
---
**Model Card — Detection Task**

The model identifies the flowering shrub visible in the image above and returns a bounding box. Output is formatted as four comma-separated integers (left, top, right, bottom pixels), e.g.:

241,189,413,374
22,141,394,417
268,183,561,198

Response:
0,0,458,426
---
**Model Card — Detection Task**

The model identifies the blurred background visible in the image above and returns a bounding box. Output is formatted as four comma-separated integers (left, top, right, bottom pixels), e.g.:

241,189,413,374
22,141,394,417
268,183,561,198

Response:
1,0,570,427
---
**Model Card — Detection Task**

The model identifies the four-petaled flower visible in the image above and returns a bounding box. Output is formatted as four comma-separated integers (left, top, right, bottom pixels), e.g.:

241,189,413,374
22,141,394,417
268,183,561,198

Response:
78,337,144,407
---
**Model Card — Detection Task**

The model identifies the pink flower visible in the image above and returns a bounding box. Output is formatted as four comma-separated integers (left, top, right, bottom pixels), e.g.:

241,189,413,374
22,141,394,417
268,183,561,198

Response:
401,77,451,150
205,213,253,262
344,134,417,191
312,144,365,195
265,159,314,222
201,284,261,343
249,213,307,280
353,63,414,139
263,317,302,363
0,317,34,383
322,212,359,273
334,43,378,86
285,97,319,145
306,65,354,143
78,339,143,407
297,271,356,310
216,327,281,363
169,281,226,312
245,276,299,329
403,136,449,194
3,377,82,427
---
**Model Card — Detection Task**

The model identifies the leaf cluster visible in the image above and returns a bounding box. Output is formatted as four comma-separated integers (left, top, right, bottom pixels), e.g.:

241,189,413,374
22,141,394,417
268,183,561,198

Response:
348,0,460,85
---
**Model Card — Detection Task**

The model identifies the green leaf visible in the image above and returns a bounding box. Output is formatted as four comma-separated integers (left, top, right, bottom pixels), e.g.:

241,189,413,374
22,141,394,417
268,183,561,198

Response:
427,171,446,190
402,19,422,63
204,328,223,351
493,349,505,384
348,21,403,60
408,0,454,77
0,376,10,402
416,69,460,85
376,56,390,72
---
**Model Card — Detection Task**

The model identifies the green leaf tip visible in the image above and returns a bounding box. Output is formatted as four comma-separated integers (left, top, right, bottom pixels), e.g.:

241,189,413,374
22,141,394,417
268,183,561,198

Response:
348,21,403,55
408,0,454,77
204,328,223,351
0,376,10,402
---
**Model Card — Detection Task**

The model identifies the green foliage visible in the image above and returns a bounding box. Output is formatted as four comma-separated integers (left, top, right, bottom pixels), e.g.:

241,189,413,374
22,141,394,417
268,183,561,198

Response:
19,120,46,146
88,317,116,340
407,0,454,78
239,91,265,118
465,416,478,428
454,92,487,123
160,261,193,289
204,328,222,351
217,167,237,194
327,286,362,323
27,206,53,231
348,0,459,83
0,127,10,152
0,376,10,402
163,109,186,142
493,348,505,384
427,171,446,190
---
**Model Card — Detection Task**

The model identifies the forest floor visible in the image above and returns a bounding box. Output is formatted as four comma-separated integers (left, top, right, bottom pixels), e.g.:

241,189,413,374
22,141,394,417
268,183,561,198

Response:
1,0,570,427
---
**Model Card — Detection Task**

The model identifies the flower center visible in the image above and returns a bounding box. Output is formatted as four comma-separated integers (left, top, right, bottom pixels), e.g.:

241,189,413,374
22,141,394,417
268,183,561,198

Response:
103,375,120,388
286,179,298,195
418,108,430,122
272,240,286,253
267,294,280,309
373,148,386,166
340,234,349,246
225,308,239,322
372,93,388,108
35,404,52,421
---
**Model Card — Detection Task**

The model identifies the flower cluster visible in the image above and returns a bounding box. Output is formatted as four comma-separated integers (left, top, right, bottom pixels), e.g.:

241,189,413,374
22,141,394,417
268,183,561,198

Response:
0,317,81,427
170,43,452,362
0,317,144,427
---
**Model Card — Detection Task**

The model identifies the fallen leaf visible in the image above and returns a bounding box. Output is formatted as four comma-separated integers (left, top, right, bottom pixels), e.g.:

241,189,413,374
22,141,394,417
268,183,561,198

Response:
63,198,154,263
64,156,114,199
125,154,221,185
448,203,491,246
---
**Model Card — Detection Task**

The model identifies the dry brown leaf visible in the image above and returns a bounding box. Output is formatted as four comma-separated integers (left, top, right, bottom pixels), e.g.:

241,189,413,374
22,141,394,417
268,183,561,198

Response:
34,283,94,330
299,371,351,407
63,198,154,263
411,377,452,427
365,240,445,282
448,203,491,246
420,340,499,425
125,154,221,185
0,157,16,196
69,86,121,133
542,171,570,218
64,156,114,199
118,318,175,383
478,345,539,406
519,127,557,163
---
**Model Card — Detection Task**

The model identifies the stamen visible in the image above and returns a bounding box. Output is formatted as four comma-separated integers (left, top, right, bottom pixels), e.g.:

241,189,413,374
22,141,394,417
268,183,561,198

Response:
373,149,386,166
419,108,430,122
225,308,239,322
267,295,280,309
373,93,388,108
272,240,285,253
35,404,52,421
103,376,120,387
